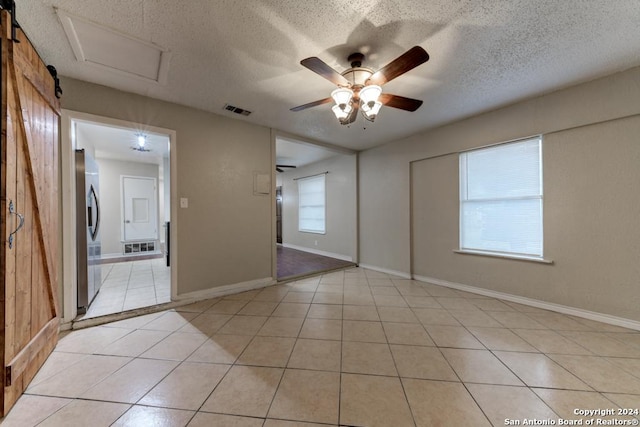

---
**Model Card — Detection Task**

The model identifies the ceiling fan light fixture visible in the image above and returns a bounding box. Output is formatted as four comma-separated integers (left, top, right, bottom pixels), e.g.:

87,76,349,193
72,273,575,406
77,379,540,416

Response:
359,85,382,108
332,104,351,120
331,87,353,109
292,46,429,124
362,101,382,121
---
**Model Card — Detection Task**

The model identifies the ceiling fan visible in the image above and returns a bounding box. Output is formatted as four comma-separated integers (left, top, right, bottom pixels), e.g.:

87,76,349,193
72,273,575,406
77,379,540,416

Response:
276,164,297,173
291,46,429,125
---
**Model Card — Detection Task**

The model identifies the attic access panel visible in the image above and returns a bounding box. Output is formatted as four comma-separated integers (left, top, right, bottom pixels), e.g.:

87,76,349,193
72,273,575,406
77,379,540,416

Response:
57,9,170,84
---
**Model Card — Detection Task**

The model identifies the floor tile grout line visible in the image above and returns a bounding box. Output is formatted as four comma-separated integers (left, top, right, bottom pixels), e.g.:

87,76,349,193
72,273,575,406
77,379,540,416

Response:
143,295,258,419
18,267,640,427
187,280,317,422
379,280,418,427
451,325,578,422
337,293,345,426
405,275,495,426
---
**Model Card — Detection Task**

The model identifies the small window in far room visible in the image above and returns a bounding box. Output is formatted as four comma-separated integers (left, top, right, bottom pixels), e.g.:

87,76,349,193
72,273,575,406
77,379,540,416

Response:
460,136,543,258
298,174,326,234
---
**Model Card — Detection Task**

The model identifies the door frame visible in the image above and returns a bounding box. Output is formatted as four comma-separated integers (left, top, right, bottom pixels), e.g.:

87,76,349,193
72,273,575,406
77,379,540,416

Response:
60,110,177,324
271,130,360,280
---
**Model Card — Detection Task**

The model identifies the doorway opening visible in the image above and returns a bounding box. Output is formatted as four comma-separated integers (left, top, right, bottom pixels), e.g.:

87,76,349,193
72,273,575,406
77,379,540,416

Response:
61,111,175,323
275,135,358,280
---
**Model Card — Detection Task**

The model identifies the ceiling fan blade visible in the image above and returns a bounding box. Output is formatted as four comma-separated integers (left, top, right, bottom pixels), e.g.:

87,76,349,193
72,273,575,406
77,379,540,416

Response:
379,93,423,112
366,46,429,86
290,97,333,112
276,165,297,169
276,168,283,173
300,57,350,87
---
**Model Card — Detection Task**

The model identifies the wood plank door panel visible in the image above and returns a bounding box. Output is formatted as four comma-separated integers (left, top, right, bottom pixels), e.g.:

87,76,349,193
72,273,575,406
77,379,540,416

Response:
1,11,60,416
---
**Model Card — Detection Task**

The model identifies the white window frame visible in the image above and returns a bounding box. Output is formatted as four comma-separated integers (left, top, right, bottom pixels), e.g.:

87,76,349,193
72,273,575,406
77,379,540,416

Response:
459,136,544,260
298,174,326,234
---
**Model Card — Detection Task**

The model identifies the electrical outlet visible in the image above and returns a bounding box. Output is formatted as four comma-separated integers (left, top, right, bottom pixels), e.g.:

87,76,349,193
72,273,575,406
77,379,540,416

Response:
314,240,318,246
180,198,188,208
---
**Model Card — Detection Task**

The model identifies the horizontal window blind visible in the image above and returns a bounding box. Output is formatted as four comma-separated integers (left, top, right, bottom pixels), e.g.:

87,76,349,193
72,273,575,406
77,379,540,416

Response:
460,137,542,257
298,174,325,234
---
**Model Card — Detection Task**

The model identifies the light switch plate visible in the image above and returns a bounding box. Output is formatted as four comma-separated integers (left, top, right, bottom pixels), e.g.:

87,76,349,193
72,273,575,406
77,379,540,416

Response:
254,172,271,195
180,198,188,208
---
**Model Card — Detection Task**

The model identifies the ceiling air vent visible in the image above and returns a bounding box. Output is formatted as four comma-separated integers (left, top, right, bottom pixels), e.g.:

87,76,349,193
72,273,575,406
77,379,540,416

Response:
223,104,252,116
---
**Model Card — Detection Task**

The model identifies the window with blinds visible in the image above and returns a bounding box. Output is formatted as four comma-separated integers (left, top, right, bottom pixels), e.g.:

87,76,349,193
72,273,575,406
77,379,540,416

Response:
460,136,543,258
298,174,326,234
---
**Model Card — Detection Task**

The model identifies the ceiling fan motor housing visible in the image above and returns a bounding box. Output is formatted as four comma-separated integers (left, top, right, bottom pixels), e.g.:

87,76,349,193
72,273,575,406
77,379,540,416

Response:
341,67,374,92
347,52,365,67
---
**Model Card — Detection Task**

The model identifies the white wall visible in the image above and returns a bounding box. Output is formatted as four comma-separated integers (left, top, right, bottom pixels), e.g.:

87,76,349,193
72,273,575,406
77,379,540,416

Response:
95,158,160,256
359,65,640,322
280,154,357,261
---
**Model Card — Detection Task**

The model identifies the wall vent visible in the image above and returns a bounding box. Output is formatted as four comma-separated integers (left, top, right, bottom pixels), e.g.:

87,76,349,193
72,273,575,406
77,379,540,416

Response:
223,104,252,116
123,241,156,254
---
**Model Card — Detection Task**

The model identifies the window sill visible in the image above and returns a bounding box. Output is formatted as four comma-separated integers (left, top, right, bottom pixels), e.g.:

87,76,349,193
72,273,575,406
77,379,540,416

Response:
299,230,326,235
454,249,554,264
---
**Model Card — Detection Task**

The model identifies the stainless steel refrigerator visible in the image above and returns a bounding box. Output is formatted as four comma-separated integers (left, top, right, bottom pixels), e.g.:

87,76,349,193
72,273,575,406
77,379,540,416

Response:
75,149,102,313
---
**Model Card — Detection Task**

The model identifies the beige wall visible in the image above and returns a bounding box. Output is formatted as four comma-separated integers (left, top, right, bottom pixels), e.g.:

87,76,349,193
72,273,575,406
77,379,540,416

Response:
61,77,273,296
360,66,640,321
281,154,357,261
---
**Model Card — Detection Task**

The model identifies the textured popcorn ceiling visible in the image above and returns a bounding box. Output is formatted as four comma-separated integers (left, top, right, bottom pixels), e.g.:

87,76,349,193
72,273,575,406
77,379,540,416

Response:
17,0,640,151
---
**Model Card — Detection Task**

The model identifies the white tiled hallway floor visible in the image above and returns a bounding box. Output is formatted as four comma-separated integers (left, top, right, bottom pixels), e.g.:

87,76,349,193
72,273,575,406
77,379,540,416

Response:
4,268,640,426
83,258,171,319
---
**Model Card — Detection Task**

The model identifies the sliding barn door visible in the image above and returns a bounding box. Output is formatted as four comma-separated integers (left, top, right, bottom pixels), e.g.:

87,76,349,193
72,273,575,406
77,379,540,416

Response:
1,11,61,416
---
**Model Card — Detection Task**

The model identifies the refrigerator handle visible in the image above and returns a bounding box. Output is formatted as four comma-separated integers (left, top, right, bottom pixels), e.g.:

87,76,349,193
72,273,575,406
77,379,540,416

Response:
89,184,100,242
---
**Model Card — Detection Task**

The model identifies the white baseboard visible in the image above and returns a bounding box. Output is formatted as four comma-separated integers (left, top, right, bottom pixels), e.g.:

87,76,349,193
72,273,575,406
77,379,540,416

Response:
101,253,127,259
413,275,640,331
359,264,412,279
101,251,162,260
173,277,276,302
282,243,353,262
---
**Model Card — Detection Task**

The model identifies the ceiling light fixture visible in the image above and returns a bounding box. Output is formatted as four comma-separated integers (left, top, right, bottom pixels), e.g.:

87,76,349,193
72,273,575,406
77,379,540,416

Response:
330,72,384,124
330,84,382,123
131,134,151,152
359,84,383,122
331,104,350,120
331,87,353,109
361,100,382,121
291,46,430,125
330,87,354,121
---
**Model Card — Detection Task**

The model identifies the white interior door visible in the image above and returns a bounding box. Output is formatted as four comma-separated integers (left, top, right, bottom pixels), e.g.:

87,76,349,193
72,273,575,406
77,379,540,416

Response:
122,176,158,241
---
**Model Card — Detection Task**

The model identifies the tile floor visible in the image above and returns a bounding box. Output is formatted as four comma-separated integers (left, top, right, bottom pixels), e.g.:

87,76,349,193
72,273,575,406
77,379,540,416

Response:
4,267,640,426
83,258,171,319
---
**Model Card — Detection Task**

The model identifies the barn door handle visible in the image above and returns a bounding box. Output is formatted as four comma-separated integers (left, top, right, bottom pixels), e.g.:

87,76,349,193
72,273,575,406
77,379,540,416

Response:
8,200,25,249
